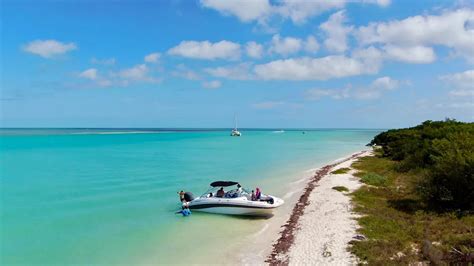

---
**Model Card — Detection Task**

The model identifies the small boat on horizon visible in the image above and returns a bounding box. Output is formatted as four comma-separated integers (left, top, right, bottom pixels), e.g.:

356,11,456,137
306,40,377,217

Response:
230,114,241,136
183,181,284,216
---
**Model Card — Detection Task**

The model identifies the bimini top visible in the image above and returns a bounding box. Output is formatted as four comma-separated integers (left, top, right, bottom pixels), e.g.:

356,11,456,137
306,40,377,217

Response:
210,181,239,187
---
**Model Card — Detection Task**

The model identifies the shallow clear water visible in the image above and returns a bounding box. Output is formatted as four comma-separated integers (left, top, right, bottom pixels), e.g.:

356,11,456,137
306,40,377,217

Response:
0,129,380,265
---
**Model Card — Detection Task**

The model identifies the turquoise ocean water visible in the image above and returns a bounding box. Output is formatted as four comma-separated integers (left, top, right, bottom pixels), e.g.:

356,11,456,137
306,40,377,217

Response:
0,129,380,265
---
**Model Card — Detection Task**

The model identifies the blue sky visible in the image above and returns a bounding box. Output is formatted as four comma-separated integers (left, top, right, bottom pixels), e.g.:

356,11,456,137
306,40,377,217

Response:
1,0,473,128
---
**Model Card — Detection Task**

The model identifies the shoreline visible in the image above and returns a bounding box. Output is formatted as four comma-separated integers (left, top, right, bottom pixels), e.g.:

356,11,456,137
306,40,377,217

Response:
265,150,371,265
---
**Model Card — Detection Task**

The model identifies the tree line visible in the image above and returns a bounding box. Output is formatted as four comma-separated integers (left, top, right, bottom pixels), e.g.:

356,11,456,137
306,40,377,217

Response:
370,119,474,211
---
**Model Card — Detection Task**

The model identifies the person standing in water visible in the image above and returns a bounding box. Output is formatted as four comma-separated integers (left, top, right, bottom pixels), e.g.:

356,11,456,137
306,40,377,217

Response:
178,190,186,202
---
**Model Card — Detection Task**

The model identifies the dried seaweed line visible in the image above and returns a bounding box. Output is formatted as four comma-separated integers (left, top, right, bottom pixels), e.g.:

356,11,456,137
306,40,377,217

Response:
265,151,365,265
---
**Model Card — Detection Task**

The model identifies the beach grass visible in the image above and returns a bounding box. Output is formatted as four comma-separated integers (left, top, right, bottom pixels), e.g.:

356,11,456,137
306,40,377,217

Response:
349,154,474,264
331,167,350,174
332,186,349,192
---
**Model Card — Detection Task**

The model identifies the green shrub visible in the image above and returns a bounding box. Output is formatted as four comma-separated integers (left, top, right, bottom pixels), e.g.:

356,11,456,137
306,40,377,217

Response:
361,173,387,186
332,186,349,192
418,131,474,210
370,119,474,211
331,167,350,174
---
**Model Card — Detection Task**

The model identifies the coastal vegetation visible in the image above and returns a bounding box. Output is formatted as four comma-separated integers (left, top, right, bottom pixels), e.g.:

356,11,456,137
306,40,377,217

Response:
350,120,474,264
332,186,349,192
331,167,351,174
369,119,473,210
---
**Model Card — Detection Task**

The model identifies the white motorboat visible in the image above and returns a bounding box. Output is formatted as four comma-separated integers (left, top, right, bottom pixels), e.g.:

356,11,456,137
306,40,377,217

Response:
185,181,284,216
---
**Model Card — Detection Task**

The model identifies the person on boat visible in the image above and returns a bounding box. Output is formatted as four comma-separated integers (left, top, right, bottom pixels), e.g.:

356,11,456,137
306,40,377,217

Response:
251,190,256,201
236,184,242,194
255,188,262,200
216,187,225,197
178,190,186,202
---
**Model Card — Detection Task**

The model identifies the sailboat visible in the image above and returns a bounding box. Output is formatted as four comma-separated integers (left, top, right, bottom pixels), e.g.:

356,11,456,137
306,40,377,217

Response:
230,114,241,136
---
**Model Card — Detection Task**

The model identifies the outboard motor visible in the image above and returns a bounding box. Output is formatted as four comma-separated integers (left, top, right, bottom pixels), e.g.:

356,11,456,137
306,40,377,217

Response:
184,192,195,202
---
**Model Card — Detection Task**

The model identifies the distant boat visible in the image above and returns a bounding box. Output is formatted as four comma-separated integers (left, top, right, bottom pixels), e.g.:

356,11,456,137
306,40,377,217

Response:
230,114,241,136
273,130,285,133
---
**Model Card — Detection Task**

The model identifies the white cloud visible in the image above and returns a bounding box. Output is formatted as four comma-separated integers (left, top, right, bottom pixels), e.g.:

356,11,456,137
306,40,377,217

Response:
205,63,253,80
254,55,379,80
172,64,202,80
200,0,387,25
304,36,320,54
355,8,474,62
305,76,401,100
200,0,271,22
269,34,302,56
144,52,160,63
78,68,112,87
91,57,116,65
371,76,400,90
362,0,391,7
252,101,285,109
79,68,98,80
245,41,264,59
305,88,350,100
440,69,474,96
202,80,222,89
275,0,346,24
115,64,160,84
118,64,149,80
320,10,353,53
168,40,241,60
383,45,436,64
23,39,77,58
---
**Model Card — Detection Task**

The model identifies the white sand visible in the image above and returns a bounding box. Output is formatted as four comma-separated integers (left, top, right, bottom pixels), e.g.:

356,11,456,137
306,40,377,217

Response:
286,150,372,265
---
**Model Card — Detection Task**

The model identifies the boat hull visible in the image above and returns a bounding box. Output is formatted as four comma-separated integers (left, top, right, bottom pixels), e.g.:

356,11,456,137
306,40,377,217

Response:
187,196,283,216
190,206,274,216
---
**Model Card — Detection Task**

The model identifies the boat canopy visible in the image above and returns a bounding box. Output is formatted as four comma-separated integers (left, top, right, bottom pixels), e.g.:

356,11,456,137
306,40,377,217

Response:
210,181,239,187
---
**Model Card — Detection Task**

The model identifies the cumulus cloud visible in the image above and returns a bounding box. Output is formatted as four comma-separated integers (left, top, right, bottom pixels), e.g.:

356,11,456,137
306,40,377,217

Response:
269,34,302,56
168,40,241,60
305,76,401,100
269,34,320,56
78,68,112,87
362,0,391,7
172,64,202,80
320,10,353,53
205,63,253,80
440,69,474,96
275,0,347,24
23,39,77,58
200,0,272,22
254,55,379,80
355,8,474,62
144,52,160,63
382,45,436,64
118,64,149,80
202,80,222,89
79,68,98,80
304,36,320,54
200,0,388,25
245,41,264,59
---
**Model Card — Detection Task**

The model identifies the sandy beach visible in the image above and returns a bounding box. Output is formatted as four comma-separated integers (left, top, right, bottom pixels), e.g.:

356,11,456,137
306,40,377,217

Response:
264,150,372,265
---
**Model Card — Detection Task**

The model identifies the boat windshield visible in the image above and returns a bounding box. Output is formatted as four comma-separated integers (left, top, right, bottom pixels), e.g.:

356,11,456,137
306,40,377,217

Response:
200,185,250,198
